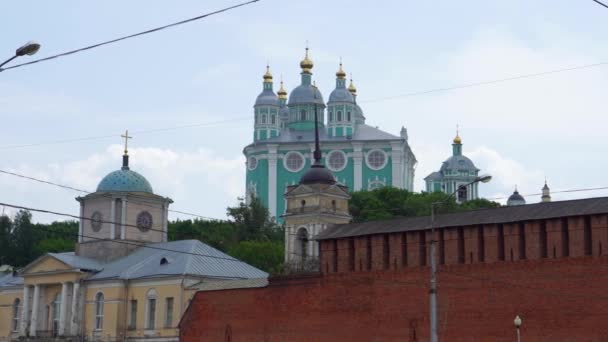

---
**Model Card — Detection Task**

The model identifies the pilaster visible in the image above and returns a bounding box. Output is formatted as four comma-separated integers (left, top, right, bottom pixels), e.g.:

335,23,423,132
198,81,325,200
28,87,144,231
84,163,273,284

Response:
390,142,403,189
121,197,127,239
267,144,278,219
58,282,69,336
19,285,30,336
70,282,80,336
110,198,116,239
352,143,363,191
29,285,40,336
78,202,84,243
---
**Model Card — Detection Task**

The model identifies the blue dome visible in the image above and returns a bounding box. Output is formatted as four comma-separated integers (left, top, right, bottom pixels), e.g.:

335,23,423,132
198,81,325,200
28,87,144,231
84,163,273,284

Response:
288,84,324,106
97,168,154,193
254,89,279,106
328,88,354,103
440,155,478,172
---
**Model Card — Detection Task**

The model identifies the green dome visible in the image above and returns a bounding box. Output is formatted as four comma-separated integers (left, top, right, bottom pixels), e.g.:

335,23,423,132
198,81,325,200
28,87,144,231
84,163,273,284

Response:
97,167,153,193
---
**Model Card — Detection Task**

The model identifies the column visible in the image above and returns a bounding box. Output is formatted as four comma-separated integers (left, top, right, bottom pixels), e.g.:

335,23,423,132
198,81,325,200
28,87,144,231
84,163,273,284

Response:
284,226,290,263
352,143,363,191
391,142,403,189
121,197,127,239
267,145,278,219
313,224,320,258
78,201,84,243
29,285,40,337
19,286,30,336
58,282,69,336
308,225,314,259
110,198,116,239
162,203,169,242
70,282,80,336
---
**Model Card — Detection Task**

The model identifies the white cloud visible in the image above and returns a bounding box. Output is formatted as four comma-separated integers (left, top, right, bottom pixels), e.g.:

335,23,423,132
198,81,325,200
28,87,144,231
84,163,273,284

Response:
0,145,245,223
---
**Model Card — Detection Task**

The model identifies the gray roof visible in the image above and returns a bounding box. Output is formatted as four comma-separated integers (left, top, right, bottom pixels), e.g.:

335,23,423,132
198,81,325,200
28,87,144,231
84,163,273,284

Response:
440,155,479,172
49,252,103,271
328,87,354,103
247,124,400,146
315,196,608,240
424,171,442,181
254,89,279,107
88,240,268,281
288,84,325,106
0,273,23,288
190,278,268,291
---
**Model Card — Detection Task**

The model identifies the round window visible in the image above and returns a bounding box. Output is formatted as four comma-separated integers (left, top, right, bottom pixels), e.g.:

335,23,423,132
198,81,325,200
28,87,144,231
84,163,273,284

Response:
283,151,305,172
327,150,347,172
366,149,387,170
136,211,153,232
248,156,258,171
91,211,103,232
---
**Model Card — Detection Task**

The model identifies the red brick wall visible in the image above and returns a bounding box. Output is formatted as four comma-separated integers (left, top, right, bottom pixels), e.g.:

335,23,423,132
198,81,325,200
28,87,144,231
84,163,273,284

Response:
180,257,608,342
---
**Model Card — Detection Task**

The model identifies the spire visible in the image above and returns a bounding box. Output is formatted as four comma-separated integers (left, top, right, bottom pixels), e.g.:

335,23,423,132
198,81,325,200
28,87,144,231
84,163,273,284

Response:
277,75,287,100
336,58,346,79
452,125,462,156
348,75,357,95
263,64,273,82
542,178,551,202
120,130,132,170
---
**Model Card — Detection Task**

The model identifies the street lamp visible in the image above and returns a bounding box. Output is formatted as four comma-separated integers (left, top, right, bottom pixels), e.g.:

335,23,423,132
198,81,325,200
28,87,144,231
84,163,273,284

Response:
0,41,41,69
514,315,522,342
428,174,492,342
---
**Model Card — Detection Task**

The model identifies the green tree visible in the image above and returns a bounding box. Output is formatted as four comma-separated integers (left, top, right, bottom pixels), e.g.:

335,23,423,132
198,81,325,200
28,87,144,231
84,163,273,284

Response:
10,210,38,267
226,196,282,242
228,240,284,274
0,215,12,266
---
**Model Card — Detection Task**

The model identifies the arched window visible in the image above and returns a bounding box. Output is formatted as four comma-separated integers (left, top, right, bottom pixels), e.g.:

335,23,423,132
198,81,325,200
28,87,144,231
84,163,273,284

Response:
261,115,266,124
300,109,306,121
347,111,351,121
337,111,342,121
296,228,309,264
146,289,158,330
12,298,20,332
95,292,104,330
329,111,333,122
271,115,276,124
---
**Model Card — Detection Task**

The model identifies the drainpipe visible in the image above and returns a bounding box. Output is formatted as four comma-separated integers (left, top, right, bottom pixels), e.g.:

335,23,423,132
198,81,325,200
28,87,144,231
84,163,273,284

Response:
123,279,130,342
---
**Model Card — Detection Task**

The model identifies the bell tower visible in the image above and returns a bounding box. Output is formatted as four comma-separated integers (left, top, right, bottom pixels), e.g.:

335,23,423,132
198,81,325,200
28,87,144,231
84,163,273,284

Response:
283,90,351,270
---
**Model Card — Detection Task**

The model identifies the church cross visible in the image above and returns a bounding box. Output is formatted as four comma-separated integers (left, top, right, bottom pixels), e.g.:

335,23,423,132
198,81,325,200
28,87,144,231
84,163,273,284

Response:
121,130,132,154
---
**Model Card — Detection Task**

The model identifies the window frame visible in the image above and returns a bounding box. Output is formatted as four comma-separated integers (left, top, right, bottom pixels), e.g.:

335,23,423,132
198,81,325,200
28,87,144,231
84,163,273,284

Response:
129,299,137,330
365,149,388,170
145,289,158,330
326,150,348,172
165,297,174,328
95,292,104,331
12,298,20,332
283,151,306,173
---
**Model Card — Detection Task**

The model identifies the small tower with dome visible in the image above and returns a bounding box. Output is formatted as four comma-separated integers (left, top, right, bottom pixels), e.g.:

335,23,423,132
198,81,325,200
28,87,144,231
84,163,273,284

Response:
287,47,325,131
253,65,281,141
507,186,526,206
424,129,482,202
327,61,356,137
541,179,552,202
75,131,173,262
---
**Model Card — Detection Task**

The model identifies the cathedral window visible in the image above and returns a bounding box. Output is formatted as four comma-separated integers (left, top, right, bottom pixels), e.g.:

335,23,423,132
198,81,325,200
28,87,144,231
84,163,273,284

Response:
347,111,351,121
366,149,387,170
12,298,20,332
300,109,306,121
247,156,258,171
329,111,333,121
457,185,467,202
337,111,342,121
261,115,266,124
327,150,347,172
95,292,104,330
271,115,276,124
283,151,305,172
146,289,158,330
296,228,309,265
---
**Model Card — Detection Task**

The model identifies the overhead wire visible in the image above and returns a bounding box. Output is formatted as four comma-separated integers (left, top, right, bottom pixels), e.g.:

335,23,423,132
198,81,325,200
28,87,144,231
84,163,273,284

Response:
592,0,608,9
0,168,224,221
0,0,260,72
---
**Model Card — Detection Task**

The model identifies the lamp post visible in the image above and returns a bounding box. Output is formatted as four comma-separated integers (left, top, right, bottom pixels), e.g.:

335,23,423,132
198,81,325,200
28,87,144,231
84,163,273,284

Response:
0,41,41,70
429,174,492,342
514,315,522,342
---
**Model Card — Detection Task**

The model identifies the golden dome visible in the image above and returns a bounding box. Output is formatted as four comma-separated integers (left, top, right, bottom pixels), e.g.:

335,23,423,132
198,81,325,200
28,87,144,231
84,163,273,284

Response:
278,78,287,99
336,61,346,79
453,133,462,144
263,64,273,82
348,77,357,95
300,47,313,73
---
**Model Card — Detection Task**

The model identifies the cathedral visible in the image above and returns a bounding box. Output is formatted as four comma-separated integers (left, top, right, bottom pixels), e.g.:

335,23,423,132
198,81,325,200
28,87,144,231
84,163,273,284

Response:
243,48,417,221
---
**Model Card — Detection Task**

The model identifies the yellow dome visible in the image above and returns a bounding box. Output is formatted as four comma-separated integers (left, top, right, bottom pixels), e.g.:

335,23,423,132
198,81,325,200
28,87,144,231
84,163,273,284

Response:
278,79,287,99
348,77,357,95
336,61,346,79
263,64,273,82
453,133,462,144
300,47,313,73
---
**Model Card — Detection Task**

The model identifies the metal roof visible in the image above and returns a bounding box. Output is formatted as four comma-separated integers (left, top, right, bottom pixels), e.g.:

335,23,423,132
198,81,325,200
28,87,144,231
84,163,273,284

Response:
315,196,608,240
49,252,104,271
0,273,23,288
88,239,268,281
97,167,154,193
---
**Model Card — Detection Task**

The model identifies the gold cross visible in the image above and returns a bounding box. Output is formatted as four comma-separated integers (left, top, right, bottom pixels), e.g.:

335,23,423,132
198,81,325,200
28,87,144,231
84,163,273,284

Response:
121,130,132,154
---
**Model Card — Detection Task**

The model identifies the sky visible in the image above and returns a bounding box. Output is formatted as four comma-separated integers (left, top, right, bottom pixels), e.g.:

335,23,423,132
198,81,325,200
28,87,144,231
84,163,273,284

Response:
1,0,608,223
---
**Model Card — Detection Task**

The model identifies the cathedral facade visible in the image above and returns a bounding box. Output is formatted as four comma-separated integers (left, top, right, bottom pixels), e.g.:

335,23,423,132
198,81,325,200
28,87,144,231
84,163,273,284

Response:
243,49,417,220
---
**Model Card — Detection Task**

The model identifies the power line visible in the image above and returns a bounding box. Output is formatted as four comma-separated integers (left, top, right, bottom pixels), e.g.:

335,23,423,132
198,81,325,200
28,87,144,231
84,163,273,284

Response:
0,116,249,150
0,200,248,265
592,0,608,9
0,168,224,221
0,0,260,72
359,61,608,104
